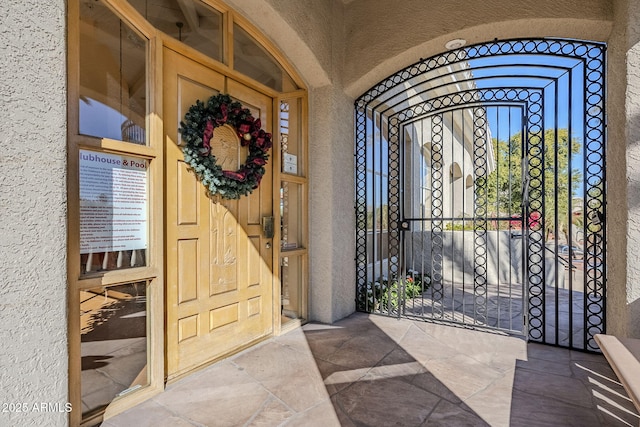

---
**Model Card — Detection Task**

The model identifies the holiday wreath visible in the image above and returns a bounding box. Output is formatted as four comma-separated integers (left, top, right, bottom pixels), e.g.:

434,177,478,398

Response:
179,93,272,200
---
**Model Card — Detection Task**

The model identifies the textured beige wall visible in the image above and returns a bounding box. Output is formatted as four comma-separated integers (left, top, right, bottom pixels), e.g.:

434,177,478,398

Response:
344,0,613,97
626,0,640,339
0,1,69,426
606,0,629,337
609,0,640,338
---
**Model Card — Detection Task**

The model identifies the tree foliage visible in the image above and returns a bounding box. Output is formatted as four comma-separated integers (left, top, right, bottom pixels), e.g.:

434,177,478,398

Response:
483,129,581,239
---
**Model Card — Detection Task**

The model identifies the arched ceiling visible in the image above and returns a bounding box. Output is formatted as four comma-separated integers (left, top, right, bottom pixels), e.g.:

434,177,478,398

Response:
342,0,613,97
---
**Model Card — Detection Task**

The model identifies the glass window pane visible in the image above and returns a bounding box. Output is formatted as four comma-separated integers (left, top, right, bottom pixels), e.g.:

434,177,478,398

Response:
81,281,148,417
281,256,304,323
129,0,223,62
280,181,303,251
79,150,148,274
234,24,298,92
280,98,304,176
79,1,147,144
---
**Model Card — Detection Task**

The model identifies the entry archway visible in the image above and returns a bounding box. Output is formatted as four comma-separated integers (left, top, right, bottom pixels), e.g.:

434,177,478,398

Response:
355,38,606,351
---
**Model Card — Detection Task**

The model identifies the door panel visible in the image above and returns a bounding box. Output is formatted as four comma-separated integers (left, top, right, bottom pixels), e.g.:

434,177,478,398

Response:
164,48,273,379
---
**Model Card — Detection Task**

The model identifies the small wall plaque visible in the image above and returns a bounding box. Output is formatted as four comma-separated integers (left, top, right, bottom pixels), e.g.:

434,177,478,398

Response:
283,153,297,174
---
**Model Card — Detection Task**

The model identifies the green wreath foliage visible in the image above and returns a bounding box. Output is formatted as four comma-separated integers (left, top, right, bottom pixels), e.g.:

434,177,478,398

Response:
179,93,272,199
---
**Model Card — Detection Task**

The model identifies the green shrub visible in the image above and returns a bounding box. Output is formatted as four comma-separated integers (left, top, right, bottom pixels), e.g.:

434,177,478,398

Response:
357,272,431,312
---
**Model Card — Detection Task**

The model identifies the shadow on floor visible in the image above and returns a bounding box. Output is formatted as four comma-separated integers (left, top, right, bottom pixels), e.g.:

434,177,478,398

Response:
102,312,639,426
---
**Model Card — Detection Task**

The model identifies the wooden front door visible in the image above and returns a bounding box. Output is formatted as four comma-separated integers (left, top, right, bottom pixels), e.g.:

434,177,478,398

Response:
164,47,274,380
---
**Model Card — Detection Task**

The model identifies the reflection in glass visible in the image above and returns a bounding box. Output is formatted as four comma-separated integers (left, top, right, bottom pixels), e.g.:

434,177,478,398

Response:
81,250,147,274
280,181,303,251
81,282,148,417
129,0,223,62
234,24,298,92
79,0,147,143
281,256,303,323
280,98,304,176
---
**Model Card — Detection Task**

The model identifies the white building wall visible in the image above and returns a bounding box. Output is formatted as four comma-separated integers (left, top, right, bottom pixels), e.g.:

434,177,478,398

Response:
0,1,68,426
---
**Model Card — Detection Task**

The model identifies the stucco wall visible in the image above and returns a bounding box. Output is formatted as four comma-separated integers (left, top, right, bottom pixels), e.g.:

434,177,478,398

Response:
0,1,69,426
606,0,630,337
613,0,640,338
343,0,613,97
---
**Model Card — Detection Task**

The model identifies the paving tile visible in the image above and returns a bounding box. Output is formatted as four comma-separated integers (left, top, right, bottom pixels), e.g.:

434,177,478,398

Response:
424,399,490,427
246,395,294,426
509,388,602,426
423,354,505,401
428,329,526,373
515,354,572,377
102,400,193,427
332,378,440,426
315,358,363,396
397,324,460,363
368,313,414,342
152,361,271,427
512,366,595,408
525,342,572,363
333,377,440,426
303,329,355,362
273,327,314,355
329,395,359,427
568,357,620,384
364,347,425,381
590,386,640,426
233,341,329,413
463,368,515,426
101,314,639,427
409,370,463,404
320,333,398,370
284,400,342,427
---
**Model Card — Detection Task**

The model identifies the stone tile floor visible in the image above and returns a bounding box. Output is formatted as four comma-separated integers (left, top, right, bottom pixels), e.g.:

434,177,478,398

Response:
103,312,639,426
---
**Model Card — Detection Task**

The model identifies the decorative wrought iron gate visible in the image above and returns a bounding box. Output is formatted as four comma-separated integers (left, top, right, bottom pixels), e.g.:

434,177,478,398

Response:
355,39,606,351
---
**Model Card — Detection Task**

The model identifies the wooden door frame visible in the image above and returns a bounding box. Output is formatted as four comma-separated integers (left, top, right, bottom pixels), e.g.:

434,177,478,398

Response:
68,1,308,424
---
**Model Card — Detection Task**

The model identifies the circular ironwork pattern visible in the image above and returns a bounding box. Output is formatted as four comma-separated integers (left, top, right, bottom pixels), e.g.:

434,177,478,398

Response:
385,115,401,314
356,39,605,108
524,91,546,342
473,107,488,325
390,87,542,328
430,114,444,316
355,38,606,352
354,105,369,311
583,44,606,351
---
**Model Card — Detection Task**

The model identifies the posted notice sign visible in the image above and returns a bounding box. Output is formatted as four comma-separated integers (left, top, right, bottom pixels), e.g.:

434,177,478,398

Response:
79,150,148,254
